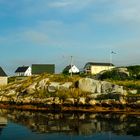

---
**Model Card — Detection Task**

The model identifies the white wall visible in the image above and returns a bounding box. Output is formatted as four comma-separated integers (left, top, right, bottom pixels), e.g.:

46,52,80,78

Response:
0,77,8,85
24,67,32,76
91,66,115,75
69,65,79,73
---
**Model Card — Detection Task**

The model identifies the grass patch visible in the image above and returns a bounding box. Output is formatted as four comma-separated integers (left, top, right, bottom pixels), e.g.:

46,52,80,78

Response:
108,80,140,94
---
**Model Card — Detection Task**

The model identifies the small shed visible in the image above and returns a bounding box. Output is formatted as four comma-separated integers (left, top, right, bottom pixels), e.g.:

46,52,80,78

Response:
0,67,7,85
15,66,32,76
32,64,55,75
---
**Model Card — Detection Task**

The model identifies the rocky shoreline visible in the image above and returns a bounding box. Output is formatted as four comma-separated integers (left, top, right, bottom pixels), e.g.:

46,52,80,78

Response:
0,101,140,114
0,75,140,113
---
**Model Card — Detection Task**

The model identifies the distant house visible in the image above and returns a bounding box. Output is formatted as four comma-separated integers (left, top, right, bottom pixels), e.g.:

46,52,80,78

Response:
84,62,115,75
0,67,7,85
15,66,32,76
63,65,80,74
32,64,55,75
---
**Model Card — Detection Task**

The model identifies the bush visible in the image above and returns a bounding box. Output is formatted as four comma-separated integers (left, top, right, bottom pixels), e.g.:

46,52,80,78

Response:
98,69,129,80
127,65,140,80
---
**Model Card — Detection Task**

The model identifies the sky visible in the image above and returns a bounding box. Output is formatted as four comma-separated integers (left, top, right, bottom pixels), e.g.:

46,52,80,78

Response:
0,0,140,75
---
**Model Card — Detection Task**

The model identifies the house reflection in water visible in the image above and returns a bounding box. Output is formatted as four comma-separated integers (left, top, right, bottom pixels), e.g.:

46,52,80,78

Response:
1,110,139,137
0,116,7,135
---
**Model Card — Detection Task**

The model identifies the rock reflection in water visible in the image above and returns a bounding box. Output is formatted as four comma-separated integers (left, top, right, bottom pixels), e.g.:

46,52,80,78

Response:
0,109,140,136
0,110,8,135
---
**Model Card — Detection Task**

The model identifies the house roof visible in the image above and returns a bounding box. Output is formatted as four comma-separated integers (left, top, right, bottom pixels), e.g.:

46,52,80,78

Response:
32,64,55,74
63,65,74,71
63,65,79,73
0,67,7,76
15,66,29,73
85,62,114,67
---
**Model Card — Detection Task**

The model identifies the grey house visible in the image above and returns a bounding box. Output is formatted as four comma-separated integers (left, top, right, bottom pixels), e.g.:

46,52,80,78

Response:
0,67,7,85
32,64,55,75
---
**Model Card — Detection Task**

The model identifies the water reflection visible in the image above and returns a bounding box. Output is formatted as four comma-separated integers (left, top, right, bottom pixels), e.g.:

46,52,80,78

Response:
0,109,140,137
0,116,7,134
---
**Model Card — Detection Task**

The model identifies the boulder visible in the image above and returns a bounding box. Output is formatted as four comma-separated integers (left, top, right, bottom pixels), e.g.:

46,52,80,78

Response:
79,78,124,95
112,85,124,94
26,83,37,94
101,81,113,93
38,78,49,88
129,90,138,94
78,78,97,93
117,68,129,76
45,97,54,105
87,93,102,99
47,82,60,93
119,97,126,104
22,97,31,104
101,99,116,105
88,99,96,106
0,96,9,102
47,85,57,93
96,82,102,93
54,97,61,104
59,82,72,90
78,97,86,105
6,90,17,96
63,98,75,105
136,100,140,104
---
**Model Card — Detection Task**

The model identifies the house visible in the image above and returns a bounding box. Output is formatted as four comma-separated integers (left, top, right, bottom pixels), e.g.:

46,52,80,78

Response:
32,64,55,75
63,65,80,74
0,67,7,85
84,62,115,75
15,66,32,76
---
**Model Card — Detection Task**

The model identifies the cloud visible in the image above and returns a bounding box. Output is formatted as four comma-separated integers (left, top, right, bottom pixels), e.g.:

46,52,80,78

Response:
49,0,94,10
21,30,48,44
0,29,48,46
49,1,71,8
92,0,140,24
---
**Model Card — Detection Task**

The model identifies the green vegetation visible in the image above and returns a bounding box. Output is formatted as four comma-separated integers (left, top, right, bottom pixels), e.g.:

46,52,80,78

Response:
98,69,129,80
98,65,140,81
110,80,140,94
97,66,140,95
49,74,80,83
8,76,28,83
6,73,82,99
127,65,140,80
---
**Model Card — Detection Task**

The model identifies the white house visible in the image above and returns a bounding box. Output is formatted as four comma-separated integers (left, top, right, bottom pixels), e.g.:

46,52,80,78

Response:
63,65,80,74
15,66,32,76
0,67,8,85
84,62,115,75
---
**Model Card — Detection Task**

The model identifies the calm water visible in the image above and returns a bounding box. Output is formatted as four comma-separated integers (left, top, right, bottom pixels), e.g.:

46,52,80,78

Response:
0,109,140,140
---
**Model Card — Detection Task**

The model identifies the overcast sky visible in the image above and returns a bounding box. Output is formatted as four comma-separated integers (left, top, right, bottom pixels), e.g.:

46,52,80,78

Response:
0,0,140,75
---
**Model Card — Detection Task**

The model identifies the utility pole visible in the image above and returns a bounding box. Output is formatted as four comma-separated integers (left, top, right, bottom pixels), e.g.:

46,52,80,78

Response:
110,50,116,71
110,50,112,67
70,56,73,77
110,51,116,64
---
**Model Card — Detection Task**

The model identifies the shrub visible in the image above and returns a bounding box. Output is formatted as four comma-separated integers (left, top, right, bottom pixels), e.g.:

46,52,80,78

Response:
127,65,140,80
56,89,69,100
98,69,129,80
